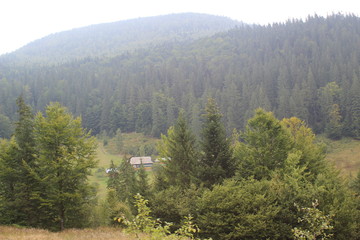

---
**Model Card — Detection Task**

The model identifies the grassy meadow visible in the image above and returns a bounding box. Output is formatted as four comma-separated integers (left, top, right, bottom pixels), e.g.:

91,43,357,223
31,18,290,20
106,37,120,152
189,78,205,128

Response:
322,137,360,177
90,132,159,199
0,226,138,240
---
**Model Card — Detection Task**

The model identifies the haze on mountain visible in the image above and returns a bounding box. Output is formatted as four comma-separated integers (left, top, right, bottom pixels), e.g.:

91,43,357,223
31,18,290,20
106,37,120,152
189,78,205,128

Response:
1,13,240,65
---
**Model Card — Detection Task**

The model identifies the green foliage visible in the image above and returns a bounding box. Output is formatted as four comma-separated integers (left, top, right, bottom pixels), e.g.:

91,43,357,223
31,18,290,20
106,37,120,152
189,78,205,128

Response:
119,194,205,240
174,215,200,240
318,82,343,139
196,109,360,239
107,158,137,204
33,102,98,230
197,179,282,240
136,165,150,199
0,138,20,224
6,13,238,64
0,113,12,139
325,104,343,140
0,100,98,231
156,111,199,188
2,15,360,140
0,96,41,227
235,108,293,180
293,200,333,240
150,185,202,228
281,117,327,179
115,128,124,153
199,98,234,187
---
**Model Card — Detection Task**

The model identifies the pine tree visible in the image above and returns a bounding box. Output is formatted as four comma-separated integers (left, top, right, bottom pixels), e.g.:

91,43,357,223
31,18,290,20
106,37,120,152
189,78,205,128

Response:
199,98,234,187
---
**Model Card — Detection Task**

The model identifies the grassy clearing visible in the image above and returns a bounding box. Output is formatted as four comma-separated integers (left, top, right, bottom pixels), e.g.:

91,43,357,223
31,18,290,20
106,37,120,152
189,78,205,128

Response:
321,137,360,177
0,226,138,240
90,132,159,200
89,142,124,199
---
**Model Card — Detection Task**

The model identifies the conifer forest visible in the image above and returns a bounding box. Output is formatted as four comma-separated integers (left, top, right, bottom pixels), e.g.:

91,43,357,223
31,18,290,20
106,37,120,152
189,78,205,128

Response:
1,13,360,239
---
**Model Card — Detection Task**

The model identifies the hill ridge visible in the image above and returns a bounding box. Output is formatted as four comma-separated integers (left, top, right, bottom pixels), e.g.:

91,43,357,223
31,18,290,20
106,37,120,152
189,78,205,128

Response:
2,13,240,64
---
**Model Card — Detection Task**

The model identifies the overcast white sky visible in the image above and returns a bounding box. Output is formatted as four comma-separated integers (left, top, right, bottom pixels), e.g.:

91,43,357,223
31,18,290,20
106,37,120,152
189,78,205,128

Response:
0,0,359,55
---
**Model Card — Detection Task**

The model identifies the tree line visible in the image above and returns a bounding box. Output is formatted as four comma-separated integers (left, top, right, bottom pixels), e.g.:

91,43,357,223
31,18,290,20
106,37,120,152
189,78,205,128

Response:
1,14,360,140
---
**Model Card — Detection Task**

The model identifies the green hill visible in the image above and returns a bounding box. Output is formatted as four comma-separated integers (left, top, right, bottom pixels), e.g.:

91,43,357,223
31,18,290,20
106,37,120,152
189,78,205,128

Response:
1,13,239,64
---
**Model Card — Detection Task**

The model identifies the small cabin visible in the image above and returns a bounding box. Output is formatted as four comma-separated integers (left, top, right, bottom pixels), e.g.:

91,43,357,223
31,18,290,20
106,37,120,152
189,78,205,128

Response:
129,156,153,169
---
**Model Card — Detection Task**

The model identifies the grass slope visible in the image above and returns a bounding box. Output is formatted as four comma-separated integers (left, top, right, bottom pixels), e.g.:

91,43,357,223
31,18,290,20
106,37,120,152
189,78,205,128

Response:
0,226,136,240
90,132,159,199
323,137,360,177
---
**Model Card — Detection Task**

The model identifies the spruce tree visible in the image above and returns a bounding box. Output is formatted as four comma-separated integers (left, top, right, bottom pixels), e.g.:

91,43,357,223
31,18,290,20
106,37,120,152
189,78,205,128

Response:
116,158,137,203
0,138,20,224
13,96,42,226
199,98,234,187
136,164,150,199
0,96,41,227
107,160,121,192
156,110,199,188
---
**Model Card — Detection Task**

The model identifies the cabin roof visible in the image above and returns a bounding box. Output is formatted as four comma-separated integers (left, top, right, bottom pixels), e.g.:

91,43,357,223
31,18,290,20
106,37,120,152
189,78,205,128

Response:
129,156,153,165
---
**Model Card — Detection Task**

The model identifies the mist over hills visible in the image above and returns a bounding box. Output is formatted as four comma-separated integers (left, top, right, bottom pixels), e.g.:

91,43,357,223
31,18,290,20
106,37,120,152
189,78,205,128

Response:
1,13,360,140
1,13,240,64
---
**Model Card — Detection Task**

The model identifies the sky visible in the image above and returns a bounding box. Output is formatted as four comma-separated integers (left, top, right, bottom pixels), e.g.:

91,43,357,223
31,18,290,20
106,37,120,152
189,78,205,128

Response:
0,0,359,55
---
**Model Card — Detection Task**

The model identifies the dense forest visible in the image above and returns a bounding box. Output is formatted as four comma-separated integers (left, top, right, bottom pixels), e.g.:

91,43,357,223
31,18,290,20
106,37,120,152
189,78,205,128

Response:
1,14,360,140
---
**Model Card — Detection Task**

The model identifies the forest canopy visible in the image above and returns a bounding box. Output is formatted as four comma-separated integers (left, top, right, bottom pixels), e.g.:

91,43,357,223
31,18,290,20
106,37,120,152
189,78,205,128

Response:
1,14,360,139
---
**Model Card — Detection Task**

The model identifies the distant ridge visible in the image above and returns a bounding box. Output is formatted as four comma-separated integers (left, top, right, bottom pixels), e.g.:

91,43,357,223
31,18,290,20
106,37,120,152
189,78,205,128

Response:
3,13,240,64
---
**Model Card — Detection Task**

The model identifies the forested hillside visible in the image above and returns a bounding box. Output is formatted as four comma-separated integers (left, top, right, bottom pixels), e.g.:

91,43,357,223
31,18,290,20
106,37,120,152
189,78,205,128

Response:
1,14,360,139
0,13,239,65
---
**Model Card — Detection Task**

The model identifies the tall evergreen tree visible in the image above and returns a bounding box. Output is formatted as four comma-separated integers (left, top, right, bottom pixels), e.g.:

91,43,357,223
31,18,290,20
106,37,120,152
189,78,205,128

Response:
13,96,42,226
0,138,20,224
33,102,97,231
156,110,199,188
199,98,234,187
116,158,137,203
136,164,150,199
0,96,41,227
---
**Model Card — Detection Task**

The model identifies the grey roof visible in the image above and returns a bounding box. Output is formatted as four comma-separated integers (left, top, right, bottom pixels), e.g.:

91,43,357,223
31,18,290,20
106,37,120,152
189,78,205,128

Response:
130,156,153,165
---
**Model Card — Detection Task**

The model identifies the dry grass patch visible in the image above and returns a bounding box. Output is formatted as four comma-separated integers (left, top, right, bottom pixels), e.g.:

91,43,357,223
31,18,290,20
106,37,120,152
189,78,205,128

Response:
0,226,136,240
323,137,360,177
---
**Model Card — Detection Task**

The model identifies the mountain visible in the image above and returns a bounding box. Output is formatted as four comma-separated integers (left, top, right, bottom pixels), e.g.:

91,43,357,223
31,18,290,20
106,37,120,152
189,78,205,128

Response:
1,13,360,140
1,13,240,64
